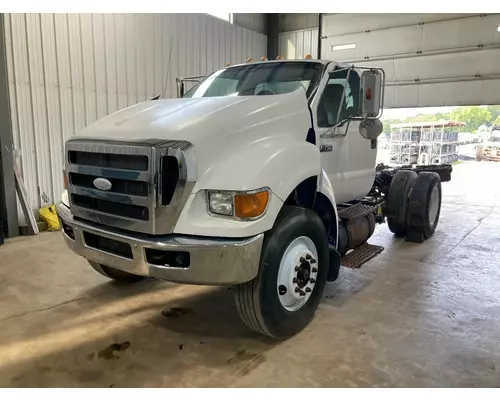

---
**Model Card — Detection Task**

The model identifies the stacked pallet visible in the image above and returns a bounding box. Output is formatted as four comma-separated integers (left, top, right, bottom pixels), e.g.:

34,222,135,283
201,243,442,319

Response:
388,121,463,166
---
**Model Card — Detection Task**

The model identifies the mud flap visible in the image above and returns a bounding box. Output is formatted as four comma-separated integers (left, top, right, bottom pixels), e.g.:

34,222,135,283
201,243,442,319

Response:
327,245,341,282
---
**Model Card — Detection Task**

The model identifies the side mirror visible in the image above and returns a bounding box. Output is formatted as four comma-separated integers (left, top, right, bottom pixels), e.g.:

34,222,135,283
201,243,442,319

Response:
360,70,384,118
359,118,383,140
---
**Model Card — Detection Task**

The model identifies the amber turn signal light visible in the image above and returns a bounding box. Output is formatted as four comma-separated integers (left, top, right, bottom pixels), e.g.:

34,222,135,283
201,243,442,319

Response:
234,190,269,219
63,170,68,189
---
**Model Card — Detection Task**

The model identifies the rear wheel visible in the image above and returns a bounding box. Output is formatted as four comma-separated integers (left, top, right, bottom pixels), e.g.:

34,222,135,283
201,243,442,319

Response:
405,172,442,243
234,206,329,339
386,170,418,237
87,260,145,283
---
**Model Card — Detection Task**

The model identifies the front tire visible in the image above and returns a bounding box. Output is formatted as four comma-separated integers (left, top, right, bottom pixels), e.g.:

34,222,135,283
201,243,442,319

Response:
234,206,329,339
87,260,145,283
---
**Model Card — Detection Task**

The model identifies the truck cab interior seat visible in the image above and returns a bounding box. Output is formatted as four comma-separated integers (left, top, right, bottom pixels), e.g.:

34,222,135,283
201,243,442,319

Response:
317,84,348,127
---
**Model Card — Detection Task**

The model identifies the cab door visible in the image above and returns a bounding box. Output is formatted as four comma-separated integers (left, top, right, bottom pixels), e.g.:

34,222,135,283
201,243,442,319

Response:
310,64,377,204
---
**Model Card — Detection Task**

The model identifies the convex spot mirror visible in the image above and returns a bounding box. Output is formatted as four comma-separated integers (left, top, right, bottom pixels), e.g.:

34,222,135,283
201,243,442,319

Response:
359,118,383,140
360,70,383,118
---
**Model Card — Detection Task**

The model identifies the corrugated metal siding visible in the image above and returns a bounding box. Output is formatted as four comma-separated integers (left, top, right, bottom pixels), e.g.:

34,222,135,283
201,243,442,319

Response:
232,13,267,35
4,13,267,222
279,14,319,33
279,28,318,59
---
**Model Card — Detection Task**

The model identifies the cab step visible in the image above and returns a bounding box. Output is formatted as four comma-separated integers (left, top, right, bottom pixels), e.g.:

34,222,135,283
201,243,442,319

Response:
338,203,378,221
341,243,384,269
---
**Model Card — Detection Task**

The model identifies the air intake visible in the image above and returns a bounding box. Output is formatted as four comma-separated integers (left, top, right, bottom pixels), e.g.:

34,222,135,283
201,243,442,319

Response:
160,156,179,205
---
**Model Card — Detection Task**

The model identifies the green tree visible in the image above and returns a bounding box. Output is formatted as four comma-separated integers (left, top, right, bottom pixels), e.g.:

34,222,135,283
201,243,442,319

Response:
435,112,451,120
405,114,437,123
449,107,492,132
494,115,500,126
487,106,500,125
381,119,403,133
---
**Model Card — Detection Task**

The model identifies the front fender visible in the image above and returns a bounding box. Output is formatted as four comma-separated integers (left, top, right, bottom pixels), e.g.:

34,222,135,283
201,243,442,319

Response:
317,169,339,246
173,136,321,237
193,136,321,201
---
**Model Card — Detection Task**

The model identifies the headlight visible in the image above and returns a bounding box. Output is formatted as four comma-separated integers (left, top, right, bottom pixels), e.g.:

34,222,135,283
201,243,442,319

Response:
208,189,269,219
61,189,70,207
208,192,233,216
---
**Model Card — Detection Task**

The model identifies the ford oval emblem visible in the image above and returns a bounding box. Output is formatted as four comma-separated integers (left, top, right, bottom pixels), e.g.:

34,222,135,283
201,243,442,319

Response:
93,177,113,191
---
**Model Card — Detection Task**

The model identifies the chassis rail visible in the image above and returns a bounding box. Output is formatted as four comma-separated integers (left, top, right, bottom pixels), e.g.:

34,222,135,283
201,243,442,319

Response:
376,163,453,183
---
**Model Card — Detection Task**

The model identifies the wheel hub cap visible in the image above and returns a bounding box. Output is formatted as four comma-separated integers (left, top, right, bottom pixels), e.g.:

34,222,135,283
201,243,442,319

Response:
277,236,319,312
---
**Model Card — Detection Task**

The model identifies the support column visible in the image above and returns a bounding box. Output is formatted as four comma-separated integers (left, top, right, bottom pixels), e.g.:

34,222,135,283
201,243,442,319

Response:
0,14,19,237
266,14,279,60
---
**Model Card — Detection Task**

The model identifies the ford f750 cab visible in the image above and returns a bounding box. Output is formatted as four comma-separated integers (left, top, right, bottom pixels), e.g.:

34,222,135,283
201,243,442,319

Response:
57,59,452,338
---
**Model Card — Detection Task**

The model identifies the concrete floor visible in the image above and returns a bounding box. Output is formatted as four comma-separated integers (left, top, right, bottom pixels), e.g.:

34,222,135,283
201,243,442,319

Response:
1,161,500,387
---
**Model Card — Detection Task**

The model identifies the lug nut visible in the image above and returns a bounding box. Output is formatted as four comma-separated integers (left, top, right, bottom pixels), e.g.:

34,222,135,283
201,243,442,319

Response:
293,277,297,283
295,287,300,293
300,257,305,263
310,278,316,284
299,290,306,296
306,254,312,260
305,287,312,293
310,259,317,264
312,267,318,273
295,266,299,272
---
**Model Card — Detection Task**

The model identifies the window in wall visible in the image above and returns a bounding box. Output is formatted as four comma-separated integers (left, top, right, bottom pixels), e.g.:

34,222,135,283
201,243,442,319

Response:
207,13,233,23
317,69,360,128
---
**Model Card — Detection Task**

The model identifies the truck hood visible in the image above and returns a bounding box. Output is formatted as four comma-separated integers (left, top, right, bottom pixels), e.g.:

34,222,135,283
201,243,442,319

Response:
76,89,311,145
74,89,312,181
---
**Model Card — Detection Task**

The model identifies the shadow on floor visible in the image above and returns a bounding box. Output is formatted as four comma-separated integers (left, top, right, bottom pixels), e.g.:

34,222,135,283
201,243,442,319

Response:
0,286,277,387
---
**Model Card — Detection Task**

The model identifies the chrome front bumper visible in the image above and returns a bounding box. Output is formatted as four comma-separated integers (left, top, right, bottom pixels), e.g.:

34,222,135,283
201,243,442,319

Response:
56,202,263,285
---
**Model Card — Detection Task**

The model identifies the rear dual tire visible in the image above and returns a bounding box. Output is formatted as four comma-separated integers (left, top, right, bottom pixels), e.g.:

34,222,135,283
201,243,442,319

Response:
386,170,442,243
405,172,442,243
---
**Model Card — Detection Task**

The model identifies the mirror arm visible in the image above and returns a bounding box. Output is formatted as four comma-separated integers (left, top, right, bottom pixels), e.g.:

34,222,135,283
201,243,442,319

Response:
320,117,351,138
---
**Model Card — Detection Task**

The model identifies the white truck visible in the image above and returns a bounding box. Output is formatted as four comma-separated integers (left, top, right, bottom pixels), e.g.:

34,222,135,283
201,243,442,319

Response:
476,125,500,161
56,59,452,338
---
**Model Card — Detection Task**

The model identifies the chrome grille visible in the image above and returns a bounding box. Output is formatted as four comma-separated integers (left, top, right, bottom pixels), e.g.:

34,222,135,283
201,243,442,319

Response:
65,139,195,235
69,172,149,197
69,151,148,171
72,194,150,221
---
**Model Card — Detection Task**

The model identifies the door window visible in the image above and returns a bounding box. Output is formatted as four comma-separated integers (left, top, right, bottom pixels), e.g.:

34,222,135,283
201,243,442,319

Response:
317,69,360,127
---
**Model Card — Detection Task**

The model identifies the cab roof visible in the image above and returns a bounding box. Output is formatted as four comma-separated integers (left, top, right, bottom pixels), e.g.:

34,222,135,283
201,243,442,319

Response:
226,59,351,69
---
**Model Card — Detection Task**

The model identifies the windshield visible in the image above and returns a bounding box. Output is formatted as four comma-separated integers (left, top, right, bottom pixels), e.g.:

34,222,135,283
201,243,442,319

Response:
183,62,324,99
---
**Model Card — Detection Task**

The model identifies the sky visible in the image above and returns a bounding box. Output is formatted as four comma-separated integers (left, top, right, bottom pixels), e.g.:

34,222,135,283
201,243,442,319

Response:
381,106,457,121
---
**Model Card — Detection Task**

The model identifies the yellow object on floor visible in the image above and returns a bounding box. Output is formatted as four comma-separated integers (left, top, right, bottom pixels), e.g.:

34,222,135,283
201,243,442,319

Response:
39,205,61,231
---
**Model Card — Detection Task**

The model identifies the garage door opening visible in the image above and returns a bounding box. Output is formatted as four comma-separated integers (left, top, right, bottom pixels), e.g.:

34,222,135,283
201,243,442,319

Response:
377,104,500,166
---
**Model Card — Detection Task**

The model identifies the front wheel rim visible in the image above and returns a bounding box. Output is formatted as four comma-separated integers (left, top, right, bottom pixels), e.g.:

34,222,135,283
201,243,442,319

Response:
277,236,319,312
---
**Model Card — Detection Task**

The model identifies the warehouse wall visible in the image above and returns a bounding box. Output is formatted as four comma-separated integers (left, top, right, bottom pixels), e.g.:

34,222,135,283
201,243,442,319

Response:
279,28,318,59
233,13,267,35
279,14,319,33
4,13,267,222
319,13,500,108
